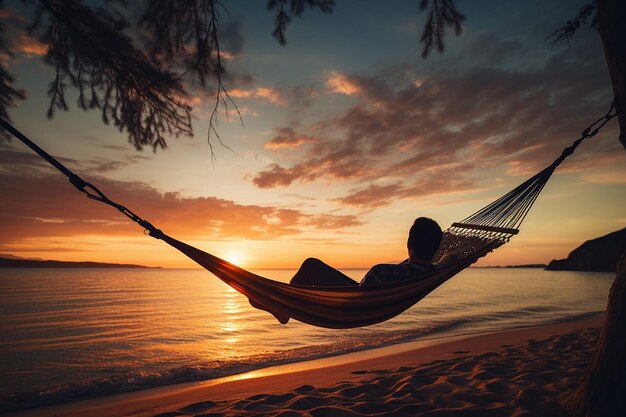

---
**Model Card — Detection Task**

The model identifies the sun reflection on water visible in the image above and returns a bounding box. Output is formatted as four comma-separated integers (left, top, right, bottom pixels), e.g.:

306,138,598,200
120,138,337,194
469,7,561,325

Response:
220,287,243,348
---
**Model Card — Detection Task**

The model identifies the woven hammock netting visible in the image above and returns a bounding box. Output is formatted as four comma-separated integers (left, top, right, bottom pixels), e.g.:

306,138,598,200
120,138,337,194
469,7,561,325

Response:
0,103,616,329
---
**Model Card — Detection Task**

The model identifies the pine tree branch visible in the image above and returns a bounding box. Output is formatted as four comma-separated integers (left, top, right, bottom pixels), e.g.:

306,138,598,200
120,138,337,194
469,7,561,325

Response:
548,1,598,47
267,0,334,45
418,0,465,58
33,0,193,151
0,0,26,133
140,0,242,156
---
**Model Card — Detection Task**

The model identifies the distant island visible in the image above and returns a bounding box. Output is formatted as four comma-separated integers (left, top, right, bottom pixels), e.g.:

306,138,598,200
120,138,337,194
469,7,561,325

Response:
0,256,159,269
474,264,548,269
547,227,626,273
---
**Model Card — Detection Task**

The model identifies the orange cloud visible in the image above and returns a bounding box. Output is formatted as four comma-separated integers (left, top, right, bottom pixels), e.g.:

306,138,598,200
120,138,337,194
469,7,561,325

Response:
229,88,255,99
13,33,47,56
252,163,306,188
0,8,47,59
255,87,287,105
327,71,361,95
210,50,237,60
229,87,287,105
0,148,362,254
263,127,318,149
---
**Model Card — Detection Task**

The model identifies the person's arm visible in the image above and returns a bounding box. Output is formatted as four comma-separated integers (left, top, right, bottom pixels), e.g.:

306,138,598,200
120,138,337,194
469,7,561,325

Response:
436,250,460,265
359,264,387,285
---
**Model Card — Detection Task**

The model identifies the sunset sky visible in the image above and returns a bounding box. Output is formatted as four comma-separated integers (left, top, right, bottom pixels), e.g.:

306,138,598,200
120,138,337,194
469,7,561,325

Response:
1,0,624,269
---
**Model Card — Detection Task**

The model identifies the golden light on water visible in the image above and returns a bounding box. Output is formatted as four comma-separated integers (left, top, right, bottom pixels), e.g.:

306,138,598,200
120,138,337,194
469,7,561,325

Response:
220,287,243,348
221,287,241,315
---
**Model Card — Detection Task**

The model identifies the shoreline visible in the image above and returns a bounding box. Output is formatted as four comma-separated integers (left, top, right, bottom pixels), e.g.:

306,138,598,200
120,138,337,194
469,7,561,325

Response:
7,313,604,417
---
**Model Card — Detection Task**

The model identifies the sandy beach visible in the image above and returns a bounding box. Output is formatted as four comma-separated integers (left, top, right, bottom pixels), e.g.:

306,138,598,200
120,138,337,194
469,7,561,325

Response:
9,314,603,417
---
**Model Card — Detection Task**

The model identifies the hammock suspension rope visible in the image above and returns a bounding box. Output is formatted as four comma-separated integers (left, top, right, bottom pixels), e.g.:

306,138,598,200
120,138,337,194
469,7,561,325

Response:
0,101,617,328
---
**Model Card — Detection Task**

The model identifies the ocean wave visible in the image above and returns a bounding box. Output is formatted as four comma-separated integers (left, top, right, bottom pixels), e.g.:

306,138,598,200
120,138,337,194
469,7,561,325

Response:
1,318,472,412
1,310,605,413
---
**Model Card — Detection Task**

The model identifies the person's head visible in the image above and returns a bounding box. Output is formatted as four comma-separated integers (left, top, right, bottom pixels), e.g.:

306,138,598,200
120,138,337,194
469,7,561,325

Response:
407,217,442,261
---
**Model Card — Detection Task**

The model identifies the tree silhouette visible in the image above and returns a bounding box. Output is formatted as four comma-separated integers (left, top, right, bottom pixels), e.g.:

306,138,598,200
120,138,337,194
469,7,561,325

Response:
0,0,25,126
555,2,626,414
35,0,194,151
418,0,465,58
267,0,334,45
0,0,335,151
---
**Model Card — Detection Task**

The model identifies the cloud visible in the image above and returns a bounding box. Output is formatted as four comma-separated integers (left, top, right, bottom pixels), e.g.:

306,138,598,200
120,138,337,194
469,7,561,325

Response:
0,8,46,58
100,144,133,151
327,71,361,96
229,87,287,105
0,149,363,251
263,127,318,150
82,154,152,173
189,83,317,118
11,32,47,57
255,87,287,105
326,70,393,105
332,168,479,209
304,214,362,229
0,145,79,171
0,142,152,175
229,88,254,99
332,183,405,209
252,163,306,188
251,36,621,209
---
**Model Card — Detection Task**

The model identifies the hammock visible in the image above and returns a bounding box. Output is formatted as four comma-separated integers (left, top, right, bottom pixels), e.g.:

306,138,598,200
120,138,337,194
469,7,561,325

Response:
0,104,616,329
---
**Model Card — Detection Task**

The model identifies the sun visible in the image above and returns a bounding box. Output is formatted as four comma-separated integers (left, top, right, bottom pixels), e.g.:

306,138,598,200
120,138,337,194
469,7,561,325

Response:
223,251,245,267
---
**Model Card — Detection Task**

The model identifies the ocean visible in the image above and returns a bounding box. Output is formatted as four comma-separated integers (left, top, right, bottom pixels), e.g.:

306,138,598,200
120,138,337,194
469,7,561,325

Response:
0,267,614,412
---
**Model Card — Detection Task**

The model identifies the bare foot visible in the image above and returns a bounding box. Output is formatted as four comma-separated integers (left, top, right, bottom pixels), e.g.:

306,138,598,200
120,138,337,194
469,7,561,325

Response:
249,298,290,324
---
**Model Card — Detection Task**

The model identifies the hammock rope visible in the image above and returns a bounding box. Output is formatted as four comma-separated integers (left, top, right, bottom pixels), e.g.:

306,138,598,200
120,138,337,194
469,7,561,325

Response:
0,119,165,240
0,102,617,329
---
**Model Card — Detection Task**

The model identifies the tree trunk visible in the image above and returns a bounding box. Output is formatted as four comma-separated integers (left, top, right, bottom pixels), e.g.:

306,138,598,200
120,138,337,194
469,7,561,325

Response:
596,0,626,149
563,1,626,413
563,252,626,416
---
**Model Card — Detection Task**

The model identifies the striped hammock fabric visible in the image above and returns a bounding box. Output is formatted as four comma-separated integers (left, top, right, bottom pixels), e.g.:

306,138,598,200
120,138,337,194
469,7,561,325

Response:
161,231,508,328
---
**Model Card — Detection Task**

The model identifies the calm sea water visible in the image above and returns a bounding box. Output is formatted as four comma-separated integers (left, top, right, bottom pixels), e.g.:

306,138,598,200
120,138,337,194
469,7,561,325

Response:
0,267,613,411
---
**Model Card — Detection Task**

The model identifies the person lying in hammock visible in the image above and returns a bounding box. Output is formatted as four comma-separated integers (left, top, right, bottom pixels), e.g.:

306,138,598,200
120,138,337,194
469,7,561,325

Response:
252,217,446,324
290,217,443,287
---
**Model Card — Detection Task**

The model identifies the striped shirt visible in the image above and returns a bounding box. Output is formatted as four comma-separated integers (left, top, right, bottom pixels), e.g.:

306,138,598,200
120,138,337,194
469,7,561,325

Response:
359,259,436,286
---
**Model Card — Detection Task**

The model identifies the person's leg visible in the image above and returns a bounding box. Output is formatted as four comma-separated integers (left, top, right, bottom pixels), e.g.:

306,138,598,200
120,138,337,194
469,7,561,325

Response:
250,258,357,325
249,297,290,325
290,258,358,286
